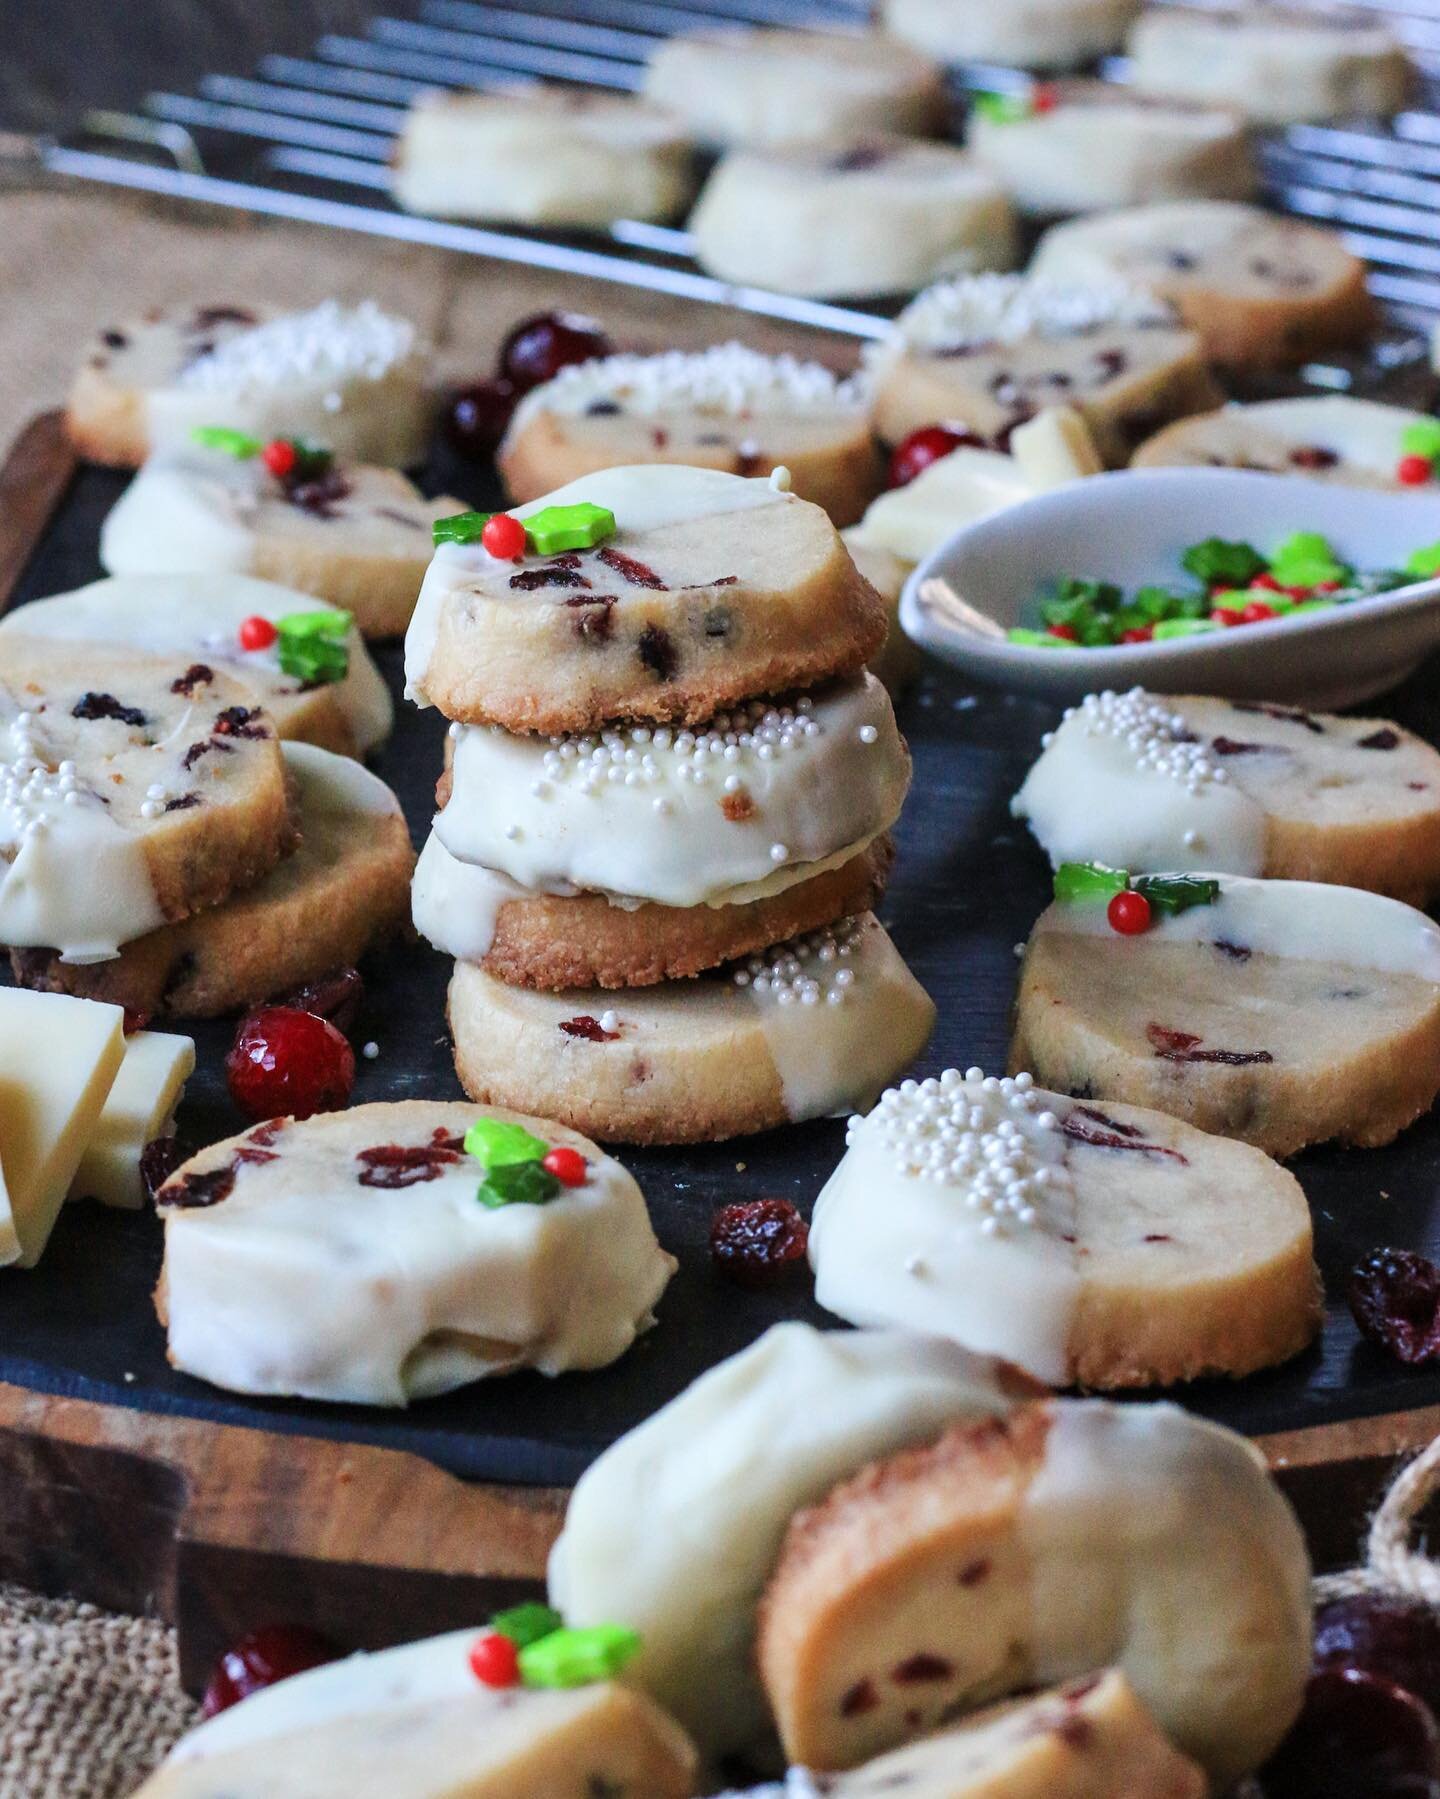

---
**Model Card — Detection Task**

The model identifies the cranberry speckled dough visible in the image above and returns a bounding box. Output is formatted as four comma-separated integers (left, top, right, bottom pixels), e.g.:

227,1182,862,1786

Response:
1132,394,1438,490
690,138,1017,302
406,466,888,733
867,273,1220,461
1030,201,1376,370
1011,874,1440,1156
883,0,1139,68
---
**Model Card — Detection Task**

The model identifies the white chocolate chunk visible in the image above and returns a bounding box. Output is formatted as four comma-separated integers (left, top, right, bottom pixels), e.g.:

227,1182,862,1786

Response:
1008,407,1105,490
845,449,1033,567
70,1030,195,1210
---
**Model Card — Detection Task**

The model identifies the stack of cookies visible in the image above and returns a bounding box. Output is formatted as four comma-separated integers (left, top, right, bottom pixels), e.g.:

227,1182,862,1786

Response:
407,463,936,1143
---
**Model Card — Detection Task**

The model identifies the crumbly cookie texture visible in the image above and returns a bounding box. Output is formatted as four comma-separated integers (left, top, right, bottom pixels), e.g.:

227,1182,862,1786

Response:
1132,394,1436,491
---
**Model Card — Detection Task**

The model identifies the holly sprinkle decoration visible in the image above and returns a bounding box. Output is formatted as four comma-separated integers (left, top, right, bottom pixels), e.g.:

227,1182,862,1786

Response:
1397,420,1440,487
467,1606,640,1692
971,82,1057,124
522,502,616,556
1053,862,1220,934
189,425,335,485
191,425,262,458
481,513,527,560
275,610,352,685
462,1115,589,1208
1106,888,1152,936
433,510,493,548
238,614,278,652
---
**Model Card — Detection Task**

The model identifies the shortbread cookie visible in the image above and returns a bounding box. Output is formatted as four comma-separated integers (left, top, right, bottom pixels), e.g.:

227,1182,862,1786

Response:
868,274,1220,462
756,1402,1310,1780
642,28,945,149
0,574,391,758
413,831,892,989
155,1100,676,1403
882,0,1139,67
449,914,936,1143
407,467,888,732
391,86,693,226
67,300,431,470
99,445,461,638
810,1068,1320,1387
1014,688,1440,902
968,81,1255,216
1030,201,1376,369
499,343,882,527
1132,394,1437,490
690,139,1018,301
12,744,413,1018
0,650,293,963
1128,5,1411,126
1011,873,1440,1155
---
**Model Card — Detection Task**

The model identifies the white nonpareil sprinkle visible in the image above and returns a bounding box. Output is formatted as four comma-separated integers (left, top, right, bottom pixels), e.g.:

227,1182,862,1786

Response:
735,915,866,1009
598,1009,620,1034
1062,686,1229,793
871,271,1175,361
177,300,420,398
0,711,148,844
362,1041,380,1060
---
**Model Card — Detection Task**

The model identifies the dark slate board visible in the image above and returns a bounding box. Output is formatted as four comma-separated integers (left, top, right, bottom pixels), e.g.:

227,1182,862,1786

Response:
7,439,1440,1489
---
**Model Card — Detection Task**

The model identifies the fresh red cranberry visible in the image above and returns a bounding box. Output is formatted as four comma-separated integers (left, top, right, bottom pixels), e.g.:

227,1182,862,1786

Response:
238,614,278,651
710,1199,810,1290
1397,454,1434,488
468,1631,520,1688
887,424,984,489
482,513,527,560
226,1007,355,1122
499,311,611,392
1107,889,1152,935
542,1146,589,1188
261,439,298,479
201,1624,341,1717
1316,1596,1440,1719
1348,1249,1440,1364
444,378,519,459
1258,1668,1440,1798
271,967,364,1035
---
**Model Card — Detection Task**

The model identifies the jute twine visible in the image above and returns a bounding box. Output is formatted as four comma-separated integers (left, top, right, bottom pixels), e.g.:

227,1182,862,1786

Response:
1313,1434,1440,1608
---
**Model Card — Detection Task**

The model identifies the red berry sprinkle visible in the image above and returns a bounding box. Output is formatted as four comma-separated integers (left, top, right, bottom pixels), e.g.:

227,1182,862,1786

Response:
1119,625,1154,644
261,439,299,479
469,1631,521,1688
1107,889,1152,936
202,1624,340,1718
887,424,984,490
542,1146,589,1188
1048,623,1079,642
1240,601,1278,625
482,513,528,560
1397,454,1434,487
1252,572,1283,591
1032,82,1060,112
226,1007,355,1122
709,1198,810,1290
238,614,278,651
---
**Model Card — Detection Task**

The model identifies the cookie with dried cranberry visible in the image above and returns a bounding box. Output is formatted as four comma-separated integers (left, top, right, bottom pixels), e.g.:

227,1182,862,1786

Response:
882,0,1139,70
1011,872,1440,1156
12,745,413,1018
406,466,888,733
154,1100,676,1404
1030,201,1376,370
499,343,883,527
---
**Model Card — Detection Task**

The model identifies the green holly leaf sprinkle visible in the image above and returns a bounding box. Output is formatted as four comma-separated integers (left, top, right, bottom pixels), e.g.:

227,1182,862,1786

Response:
1053,862,1129,903
1268,531,1349,590
1402,420,1440,463
518,1624,642,1689
477,1161,562,1210
433,511,493,547
1180,538,1268,588
524,502,617,557
1131,873,1221,917
275,610,351,685
1406,541,1440,580
970,89,1033,124
463,1116,549,1169
191,425,262,458
1007,627,1077,648
490,1603,563,1648
1152,616,1223,640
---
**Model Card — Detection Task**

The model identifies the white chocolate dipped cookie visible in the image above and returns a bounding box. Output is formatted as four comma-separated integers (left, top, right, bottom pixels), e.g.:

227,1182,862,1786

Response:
1132,394,1439,490
99,444,461,638
406,466,888,732
1128,4,1411,126
1030,201,1376,370
1014,688,1440,902
967,81,1256,216
867,274,1219,462
1012,872,1440,1155
448,914,936,1144
391,87,693,227
641,28,945,149
0,649,293,964
0,574,391,759
499,343,881,527
14,744,414,1019
67,300,431,470
882,0,1139,68
155,1101,676,1403
810,1068,1320,1388
690,138,1018,303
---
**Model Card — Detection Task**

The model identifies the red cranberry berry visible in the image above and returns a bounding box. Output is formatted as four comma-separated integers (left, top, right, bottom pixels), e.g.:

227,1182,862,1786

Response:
542,1146,589,1188
226,1007,355,1122
261,439,299,479
500,311,611,392
469,1630,520,1688
1241,601,1279,625
1397,454,1434,488
710,1199,810,1290
238,614,278,651
272,967,364,1035
1348,1249,1440,1364
1316,1595,1440,1719
1258,1667,1440,1798
444,377,519,459
887,425,984,490
1107,889,1152,936
201,1623,341,1718
481,513,528,560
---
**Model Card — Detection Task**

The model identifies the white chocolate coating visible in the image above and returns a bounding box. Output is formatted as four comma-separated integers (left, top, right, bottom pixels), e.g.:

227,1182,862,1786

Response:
845,447,1033,566
411,833,516,963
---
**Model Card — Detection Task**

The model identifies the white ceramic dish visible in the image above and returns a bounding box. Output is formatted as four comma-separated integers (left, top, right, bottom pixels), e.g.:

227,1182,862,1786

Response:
900,467,1440,709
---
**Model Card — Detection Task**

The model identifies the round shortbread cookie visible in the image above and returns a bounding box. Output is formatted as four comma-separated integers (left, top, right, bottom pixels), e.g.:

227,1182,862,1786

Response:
1030,201,1376,369
1011,873,1440,1156
689,138,1018,302
406,466,888,732
0,574,391,759
99,446,462,639
0,648,293,964
11,744,414,1018
810,1067,1320,1389
1014,688,1440,903
755,1401,1310,1781
1132,394,1436,490
498,343,882,527
1128,5,1411,126
967,81,1256,216
867,273,1220,460
641,28,945,149
882,0,1140,68
154,1100,676,1404
391,87,693,227
412,832,892,989
448,913,936,1143
66,300,432,470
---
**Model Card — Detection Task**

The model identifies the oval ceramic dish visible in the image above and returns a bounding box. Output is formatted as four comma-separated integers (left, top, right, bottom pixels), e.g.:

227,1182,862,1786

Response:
900,468,1440,709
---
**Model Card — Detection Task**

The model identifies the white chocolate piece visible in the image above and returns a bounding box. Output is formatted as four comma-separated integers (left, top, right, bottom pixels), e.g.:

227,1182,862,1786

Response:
882,0,1140,69
1008,407,1104,490
70,1030,195,1210
0,990,125,1266
845,448,1034,566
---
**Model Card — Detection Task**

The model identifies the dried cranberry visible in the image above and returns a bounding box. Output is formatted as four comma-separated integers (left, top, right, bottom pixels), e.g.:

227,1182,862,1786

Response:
139,1137,185,1203
499,311,611,392
355,1141,463,1188
1348,1250,1440,1365
597,545,666,589
445,377,519,459
272,967,364,1034
71,692,146,727
1290,445,1340,470
201,1624,342,1718
226,1007,355,1122
887,425,984,490
558,1014,618,1042
709,1199,809,1290
1316,1596,1440,1719
161,1164,236,1210
1258,1668,1440,1798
